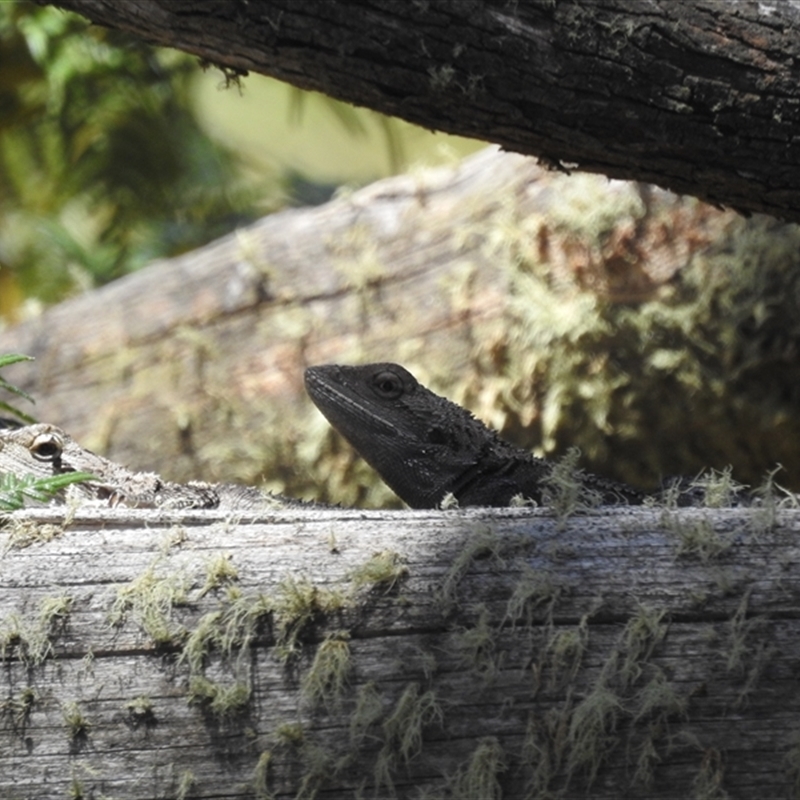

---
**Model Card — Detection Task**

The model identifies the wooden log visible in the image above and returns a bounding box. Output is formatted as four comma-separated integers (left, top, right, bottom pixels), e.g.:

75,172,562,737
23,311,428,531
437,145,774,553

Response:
1,503,799,799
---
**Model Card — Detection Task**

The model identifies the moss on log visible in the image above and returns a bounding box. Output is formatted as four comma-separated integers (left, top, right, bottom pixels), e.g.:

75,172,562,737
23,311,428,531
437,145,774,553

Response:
1,503,799,799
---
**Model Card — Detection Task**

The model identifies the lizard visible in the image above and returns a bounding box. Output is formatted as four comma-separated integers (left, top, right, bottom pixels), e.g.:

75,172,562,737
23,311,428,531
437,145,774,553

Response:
304,362,646,509
0,423,306,511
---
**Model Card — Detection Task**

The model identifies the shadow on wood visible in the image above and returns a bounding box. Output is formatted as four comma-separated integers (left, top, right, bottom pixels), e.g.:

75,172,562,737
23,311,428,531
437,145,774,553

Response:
1,504,798,799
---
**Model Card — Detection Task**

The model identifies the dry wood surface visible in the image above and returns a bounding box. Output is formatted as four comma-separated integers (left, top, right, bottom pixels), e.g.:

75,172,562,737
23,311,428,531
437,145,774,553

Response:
1,503,799,799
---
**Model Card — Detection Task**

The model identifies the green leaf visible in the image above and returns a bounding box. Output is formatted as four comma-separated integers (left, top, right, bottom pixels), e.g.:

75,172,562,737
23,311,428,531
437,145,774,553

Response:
0,401,35,425
0,352,35,422
0,471,96,511
0,353,33,369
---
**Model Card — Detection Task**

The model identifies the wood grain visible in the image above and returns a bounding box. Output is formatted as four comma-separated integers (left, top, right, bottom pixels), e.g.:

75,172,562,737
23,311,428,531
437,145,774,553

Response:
1,503,798,798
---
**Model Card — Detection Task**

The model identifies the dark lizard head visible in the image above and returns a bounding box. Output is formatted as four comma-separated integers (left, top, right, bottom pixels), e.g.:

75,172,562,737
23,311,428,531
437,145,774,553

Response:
304,362,515,508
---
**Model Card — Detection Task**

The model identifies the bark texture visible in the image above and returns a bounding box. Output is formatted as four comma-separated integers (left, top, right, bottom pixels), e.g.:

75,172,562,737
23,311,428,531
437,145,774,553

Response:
1,504,799,799
35,0,800,222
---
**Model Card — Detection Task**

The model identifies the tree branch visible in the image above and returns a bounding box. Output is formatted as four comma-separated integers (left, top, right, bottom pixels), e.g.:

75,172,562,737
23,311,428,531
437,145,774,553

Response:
35,0,800,222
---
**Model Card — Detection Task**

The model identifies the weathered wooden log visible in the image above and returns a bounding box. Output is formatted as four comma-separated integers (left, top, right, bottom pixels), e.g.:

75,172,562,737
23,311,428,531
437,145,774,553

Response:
36,0,800,222
1,503,799,799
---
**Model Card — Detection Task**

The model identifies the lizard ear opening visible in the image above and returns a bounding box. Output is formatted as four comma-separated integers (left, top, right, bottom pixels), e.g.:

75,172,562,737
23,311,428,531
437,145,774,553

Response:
30,432,63,462
427,427,449,445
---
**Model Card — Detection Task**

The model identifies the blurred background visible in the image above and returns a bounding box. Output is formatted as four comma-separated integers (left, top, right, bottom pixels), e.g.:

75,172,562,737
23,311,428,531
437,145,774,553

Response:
0,1,480,322
2,1,800,507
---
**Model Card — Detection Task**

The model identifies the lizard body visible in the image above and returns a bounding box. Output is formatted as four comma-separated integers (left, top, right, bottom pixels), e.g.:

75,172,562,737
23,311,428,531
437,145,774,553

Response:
0,423,302,511
305,363,644,509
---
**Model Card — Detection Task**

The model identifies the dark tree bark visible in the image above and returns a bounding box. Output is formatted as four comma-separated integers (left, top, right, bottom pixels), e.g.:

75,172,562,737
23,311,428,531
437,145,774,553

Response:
35,0,800,223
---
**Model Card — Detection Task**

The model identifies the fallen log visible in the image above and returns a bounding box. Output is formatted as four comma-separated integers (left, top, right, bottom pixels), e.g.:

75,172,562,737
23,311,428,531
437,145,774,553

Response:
1,502,798,799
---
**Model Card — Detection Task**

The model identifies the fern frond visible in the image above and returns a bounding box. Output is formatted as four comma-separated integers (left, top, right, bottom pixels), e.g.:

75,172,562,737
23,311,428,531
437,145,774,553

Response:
0,472,96,512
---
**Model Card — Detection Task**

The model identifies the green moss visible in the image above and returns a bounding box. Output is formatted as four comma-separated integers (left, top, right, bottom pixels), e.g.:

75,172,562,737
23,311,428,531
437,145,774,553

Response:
724,591,758,674
522,708,568,799
272,575,351,662
62,700,91,742
295,741,342,800
668,514,731,562
541,447,602,524
108,561,191,646
631,667,687,727
448,737,506,800
349,682,385,747
565,681,623,786
503,565,560,627
180,610,224,675
722,590,773,707
274,721,305,746
450,604,500,680
437,525,504,614
0,686,37,732
125,695,155,727
67,776,85,800
160,524,189,551
252,750,274,800
180,590,272,675
301,631,351,709
549,172,646,243
689,466,745,508
630,731,660,789
349,550,408,593
749,465,797,537
0,614,21,662
545,615,590,688
618,605,668,689
692,747,729,800
187,675,250,717
472,209,800,493
0,594,72,664
230,588,272,634
439,491,460,510
375,683,444,791
175,769,195,800
198,552,239,597
2,518,65,550
735,640,775,708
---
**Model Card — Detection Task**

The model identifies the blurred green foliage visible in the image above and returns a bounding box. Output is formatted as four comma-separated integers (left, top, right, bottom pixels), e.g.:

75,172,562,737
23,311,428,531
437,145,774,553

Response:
0,352,34,422
468,200,800,491
0,2,266,317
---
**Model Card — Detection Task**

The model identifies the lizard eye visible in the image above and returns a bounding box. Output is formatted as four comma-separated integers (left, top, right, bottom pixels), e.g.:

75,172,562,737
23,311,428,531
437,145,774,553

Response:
372,370,404,399
31,433,63,461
